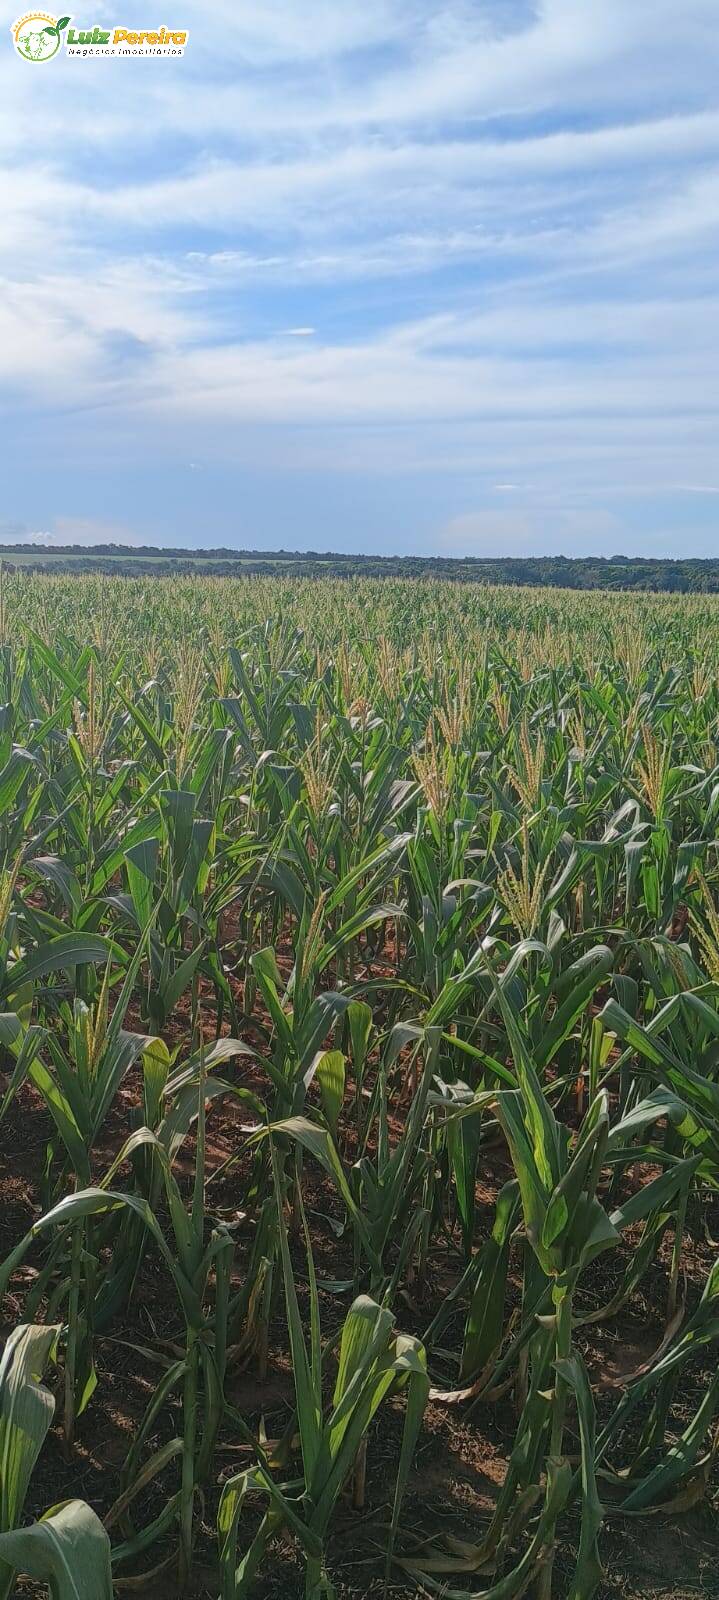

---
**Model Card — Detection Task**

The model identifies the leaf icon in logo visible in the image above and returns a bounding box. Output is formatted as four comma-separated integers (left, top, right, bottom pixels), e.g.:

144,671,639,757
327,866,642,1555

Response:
42,14,71,34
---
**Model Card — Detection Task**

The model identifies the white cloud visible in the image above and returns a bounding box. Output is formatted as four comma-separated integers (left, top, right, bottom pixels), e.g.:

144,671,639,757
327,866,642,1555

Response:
9,111,719,251
1,0,719,552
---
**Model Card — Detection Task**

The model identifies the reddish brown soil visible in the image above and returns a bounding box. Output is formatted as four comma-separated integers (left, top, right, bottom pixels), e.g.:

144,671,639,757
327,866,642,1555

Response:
2,961,719,1599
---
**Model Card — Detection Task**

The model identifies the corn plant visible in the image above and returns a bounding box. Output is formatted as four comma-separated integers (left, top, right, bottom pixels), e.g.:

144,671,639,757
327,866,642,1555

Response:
0,1324,111,1600
217,1145,429,1598
2,573,719,1596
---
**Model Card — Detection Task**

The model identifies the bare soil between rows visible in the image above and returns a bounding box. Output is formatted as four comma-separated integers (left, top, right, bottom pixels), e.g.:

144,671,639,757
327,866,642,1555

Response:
2,1025,719,1600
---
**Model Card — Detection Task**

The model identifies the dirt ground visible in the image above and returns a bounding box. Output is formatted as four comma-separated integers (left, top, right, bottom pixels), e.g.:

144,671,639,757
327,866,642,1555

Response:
2,1045,719,1600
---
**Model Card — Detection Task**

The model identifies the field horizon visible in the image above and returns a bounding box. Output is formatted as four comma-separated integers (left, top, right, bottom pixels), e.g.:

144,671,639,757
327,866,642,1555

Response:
2,544,719,593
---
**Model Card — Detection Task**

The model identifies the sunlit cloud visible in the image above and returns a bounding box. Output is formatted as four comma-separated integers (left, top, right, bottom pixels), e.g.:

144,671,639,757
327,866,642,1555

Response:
1,0,718,551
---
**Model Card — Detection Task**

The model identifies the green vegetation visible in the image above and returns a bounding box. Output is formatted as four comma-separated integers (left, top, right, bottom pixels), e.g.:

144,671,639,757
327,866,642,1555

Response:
1,569,719,1596
4,545,719,590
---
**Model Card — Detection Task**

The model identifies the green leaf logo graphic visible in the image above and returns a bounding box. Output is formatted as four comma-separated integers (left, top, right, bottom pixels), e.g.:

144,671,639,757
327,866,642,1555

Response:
42,14,71,35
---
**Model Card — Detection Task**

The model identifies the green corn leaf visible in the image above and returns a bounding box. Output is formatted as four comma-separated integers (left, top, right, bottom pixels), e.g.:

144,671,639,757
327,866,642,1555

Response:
0,749,38,814
610,1155,702,1234
114,682,167,768
313,1049,345,1137
535,944,614,1067
0,1324,58,1543
28,1053,92,1183
494,1091,554,1268
447,1097,482,1257
124,837,159,928
255,1117,369,1246
621,1368,719,1512
7,933,114,992
555,1353,604,1600
270,1144,322,1481
347,1000,372,1083
330,1296,394,1438
541,1094,609,1254
160,940,206,1020
251,948,294,1051
0,1023,45,1124
461,1180,520,1382
385,1334,430,1584
0,1500,112,1599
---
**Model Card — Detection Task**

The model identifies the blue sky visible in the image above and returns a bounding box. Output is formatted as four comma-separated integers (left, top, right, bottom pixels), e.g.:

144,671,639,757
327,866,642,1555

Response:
2,0,719,557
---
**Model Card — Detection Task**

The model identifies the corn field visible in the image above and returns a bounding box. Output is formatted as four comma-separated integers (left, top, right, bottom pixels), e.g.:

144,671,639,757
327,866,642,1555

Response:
1,569,719,1598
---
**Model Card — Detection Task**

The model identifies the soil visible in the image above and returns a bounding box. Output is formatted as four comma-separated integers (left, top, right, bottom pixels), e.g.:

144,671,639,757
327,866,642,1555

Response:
1,966,719,1600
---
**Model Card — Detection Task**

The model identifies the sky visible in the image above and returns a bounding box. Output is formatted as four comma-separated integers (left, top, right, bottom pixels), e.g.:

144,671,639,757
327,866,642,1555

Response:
1,0,719,558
